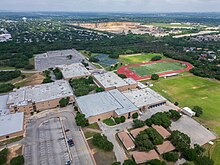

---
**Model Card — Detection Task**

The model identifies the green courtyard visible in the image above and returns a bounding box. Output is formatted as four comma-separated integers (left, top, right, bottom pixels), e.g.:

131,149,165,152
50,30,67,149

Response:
129,62,186,76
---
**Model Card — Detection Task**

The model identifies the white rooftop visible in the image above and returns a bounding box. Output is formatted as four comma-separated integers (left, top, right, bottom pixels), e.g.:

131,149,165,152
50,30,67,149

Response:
0,95,10,116
56,63,91,79
123,88,167,108
76,89,138,118
93,72,135,89
0,112,24,136
7,80,74,107
124,78,138,85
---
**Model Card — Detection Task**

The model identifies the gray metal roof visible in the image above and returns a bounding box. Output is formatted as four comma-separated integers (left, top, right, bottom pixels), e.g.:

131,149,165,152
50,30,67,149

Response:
76,89,138,118
0,94,9,116
0,112,24,136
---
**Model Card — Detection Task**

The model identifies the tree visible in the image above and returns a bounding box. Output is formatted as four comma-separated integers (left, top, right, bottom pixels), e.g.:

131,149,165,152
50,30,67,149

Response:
24,64,34,70
183,148,197,161
123,159,136,165
169,131,191,151
114,117,121,124
167,110,181,121
53,68,63,80
133,119,145,128
109,54,119,59
42,77,54,84
194,144,205,156
162,151,179,162
92,133,113,151
145,128,163,145
75,112,89,127
0,148,8,165
192,106,203,117
10,155,25,165
120,116,126,123
151,56,162,61
174,102,179,106
132,112,139,119
195,156,214,165
145,112,171,128
118,74,127,79
89,57,99,63
151,74,159,80
135,131,154,151
147,159,166,165
59,97,70,107
0,83,15,93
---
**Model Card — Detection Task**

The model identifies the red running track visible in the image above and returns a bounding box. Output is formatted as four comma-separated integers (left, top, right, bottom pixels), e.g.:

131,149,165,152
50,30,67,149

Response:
117,60,194,81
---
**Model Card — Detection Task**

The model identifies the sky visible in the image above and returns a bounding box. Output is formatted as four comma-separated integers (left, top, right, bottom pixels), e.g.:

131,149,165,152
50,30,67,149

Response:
0,0,220,13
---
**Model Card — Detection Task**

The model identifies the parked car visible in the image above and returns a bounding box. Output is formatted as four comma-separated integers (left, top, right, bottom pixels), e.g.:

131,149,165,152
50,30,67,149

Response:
67,138,74,147
66,160,71,165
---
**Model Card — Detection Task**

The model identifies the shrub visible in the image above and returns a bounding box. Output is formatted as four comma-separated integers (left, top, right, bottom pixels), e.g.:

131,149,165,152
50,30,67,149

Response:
123,159,136,165
53,68,63,80
96,87,105,93
151,74,159,80
151,56,162,61
117,74,127,79
75,112,89,127
132,112,139,119
109,54,119,59
59,97,70,107
10,155,24,165
114,117,121,124
133,119,145,128
42,77,54,84
162,151,179,162
92,133,113,151
192,106,203,117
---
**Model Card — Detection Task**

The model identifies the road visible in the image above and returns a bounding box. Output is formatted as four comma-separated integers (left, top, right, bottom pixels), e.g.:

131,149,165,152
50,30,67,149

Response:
24,107,95,165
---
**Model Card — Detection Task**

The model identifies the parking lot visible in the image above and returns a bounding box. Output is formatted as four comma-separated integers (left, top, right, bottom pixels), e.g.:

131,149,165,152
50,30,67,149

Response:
170,115,216,146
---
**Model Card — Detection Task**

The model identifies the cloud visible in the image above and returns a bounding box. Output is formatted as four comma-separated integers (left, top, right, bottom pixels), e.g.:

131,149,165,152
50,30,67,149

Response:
0,0,220,12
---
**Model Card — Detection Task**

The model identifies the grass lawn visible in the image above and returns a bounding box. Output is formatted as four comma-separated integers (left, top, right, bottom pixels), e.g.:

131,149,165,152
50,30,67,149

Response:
87,139,116,165
129,62,186,76
84,131,97,139
103,118,116,126
150,73,220,136
205,140,220,165
119,53,163,64
87,122,101,130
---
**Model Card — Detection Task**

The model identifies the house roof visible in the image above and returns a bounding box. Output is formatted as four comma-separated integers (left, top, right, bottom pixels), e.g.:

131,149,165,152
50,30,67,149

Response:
118,131,135,150
156,141,176,155
152,125,171,139
130,126,149,138
132,150,160,164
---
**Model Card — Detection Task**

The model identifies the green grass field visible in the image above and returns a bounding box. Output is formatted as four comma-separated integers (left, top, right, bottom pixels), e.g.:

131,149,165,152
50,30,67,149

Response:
149,73,220,136
205,140,220,165
129,62,185,76
119,53,164,64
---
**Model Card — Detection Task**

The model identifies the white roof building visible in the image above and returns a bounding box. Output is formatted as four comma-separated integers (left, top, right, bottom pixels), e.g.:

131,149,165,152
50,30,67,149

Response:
7,80,74,108
56,63,91,80
0,112,24,137
181,107,196,117
76,89,138,118
122,88,167,109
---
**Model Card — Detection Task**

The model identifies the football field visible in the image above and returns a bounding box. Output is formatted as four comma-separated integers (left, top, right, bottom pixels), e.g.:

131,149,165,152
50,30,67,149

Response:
129,62,186,76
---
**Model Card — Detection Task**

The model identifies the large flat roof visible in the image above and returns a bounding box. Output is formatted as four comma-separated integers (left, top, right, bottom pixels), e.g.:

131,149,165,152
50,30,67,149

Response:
76,89,138,118
0,112,24,136
7,80,74,107
56,63,91,79
93,72,134,89
0,94,9,116
34,49,86,71
122,88,167,108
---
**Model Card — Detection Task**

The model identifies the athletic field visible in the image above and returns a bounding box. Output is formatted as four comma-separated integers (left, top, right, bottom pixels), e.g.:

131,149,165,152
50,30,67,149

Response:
129,62,186,76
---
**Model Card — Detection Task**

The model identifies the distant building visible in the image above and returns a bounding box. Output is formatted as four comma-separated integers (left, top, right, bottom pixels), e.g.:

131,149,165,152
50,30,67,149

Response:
56,63,91,80
118,131,135,150
122,88,167,111
7,80,74,117
181,107,196,117
132,150,160,164
93,72,138,91
0,112,24,141
76,89,138,123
